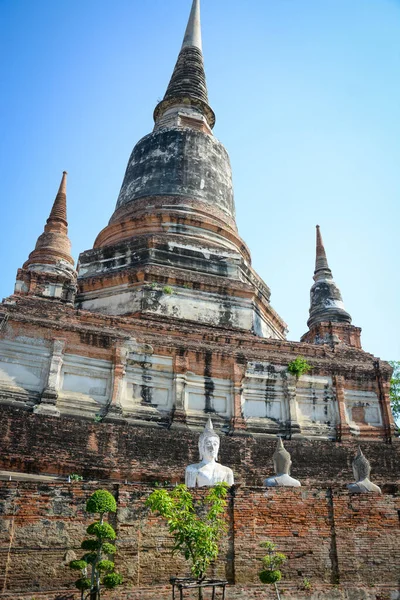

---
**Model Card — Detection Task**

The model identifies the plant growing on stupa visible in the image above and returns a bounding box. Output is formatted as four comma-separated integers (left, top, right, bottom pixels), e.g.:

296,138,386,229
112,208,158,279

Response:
146,483,229,600
258,540,287,600
287,356,312,379
69,489,123,600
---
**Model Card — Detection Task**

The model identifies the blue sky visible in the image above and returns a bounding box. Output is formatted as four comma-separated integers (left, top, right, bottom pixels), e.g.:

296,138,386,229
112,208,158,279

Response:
0,0,399,360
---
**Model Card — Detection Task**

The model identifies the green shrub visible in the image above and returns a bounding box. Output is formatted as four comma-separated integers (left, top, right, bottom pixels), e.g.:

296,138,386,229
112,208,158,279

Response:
103,572,124,589
75,578,91,590
82,552,97,564
163,286,173,295
97,559,115,572
86,489,117,514
389,361,400,421
81,539,99,551
86,522,116,540
102,542,117,555
259,569,282,584
287,356,312,378
69,559,88,571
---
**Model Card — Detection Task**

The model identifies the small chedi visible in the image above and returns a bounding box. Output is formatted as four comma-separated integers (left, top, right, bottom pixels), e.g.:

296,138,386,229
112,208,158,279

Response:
347,447,382,494
185,418,234,487
264,437,301,488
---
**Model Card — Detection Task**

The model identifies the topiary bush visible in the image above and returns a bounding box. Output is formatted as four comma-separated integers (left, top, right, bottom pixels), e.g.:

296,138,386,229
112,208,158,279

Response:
68,489,123,599
86,489,117,514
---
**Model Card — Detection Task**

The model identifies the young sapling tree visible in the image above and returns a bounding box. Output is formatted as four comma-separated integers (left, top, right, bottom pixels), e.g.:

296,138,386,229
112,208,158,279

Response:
146,483,229,600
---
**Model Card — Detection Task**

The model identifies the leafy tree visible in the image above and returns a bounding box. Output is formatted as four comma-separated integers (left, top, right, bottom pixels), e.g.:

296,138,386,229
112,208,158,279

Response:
389,361,400,423
146,483,229,599
258,540,287,600
69,489,123,600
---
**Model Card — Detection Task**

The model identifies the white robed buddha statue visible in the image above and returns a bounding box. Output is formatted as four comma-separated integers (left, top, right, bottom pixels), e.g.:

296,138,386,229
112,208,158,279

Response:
185,418,234,488
347,447,381,494
264,437,301,488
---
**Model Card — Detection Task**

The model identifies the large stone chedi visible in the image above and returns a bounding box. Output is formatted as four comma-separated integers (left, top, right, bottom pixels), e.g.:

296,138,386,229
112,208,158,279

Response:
0,0,395,445
76,0,287,340
185,418,234,487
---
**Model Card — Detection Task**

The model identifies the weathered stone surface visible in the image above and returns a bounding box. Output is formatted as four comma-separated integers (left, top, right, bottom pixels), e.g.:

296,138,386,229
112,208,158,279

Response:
0,294,395,443
114,128,234,218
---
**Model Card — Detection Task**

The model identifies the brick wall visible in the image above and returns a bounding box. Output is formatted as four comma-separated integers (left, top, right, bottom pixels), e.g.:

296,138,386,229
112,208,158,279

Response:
0,482,399,599
0,407,399,487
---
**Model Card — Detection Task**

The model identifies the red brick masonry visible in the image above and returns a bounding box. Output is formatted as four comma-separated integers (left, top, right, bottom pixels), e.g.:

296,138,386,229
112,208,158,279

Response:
0,482,399,599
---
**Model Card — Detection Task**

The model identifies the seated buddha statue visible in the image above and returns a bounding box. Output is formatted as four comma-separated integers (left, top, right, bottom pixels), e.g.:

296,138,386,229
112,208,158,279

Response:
347,447,381,494
185,418,234,488
264,437,301,488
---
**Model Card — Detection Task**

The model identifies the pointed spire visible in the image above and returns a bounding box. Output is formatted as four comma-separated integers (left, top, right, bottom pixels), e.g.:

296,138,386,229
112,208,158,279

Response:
315,225,331,277
23,172,74,269
47,171,68,226
307,225,352,328
182,0,202,51
153,0,215,129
